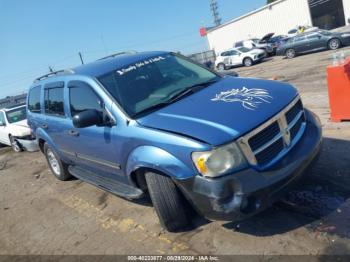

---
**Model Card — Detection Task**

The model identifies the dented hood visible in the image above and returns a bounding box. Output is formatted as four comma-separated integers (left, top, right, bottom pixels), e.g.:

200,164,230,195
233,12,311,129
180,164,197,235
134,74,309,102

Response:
137,77,298,145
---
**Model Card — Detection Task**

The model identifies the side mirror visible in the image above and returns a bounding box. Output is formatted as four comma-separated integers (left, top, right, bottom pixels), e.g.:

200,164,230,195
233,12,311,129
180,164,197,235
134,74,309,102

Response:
73,109,103,128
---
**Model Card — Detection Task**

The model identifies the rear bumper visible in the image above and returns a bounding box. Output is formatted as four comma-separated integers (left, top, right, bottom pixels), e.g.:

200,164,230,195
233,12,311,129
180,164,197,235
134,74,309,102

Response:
175,110,322,221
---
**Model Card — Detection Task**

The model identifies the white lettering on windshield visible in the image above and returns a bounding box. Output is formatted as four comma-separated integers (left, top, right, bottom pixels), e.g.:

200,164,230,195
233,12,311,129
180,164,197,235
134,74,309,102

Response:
116,56,166,76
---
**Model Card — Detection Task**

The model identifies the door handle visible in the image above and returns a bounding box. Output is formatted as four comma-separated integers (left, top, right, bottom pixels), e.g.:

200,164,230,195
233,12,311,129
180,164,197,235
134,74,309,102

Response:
41,124,48,129
68,130,79,137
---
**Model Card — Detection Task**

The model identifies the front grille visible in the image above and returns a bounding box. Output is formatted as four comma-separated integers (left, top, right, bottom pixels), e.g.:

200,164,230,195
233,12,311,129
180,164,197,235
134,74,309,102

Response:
248,121,280,151
255,138,284,166
238,97,306,169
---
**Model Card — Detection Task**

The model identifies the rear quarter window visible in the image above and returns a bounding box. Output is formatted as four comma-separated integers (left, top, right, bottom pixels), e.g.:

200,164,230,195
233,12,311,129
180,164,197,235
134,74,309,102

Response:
28,86,41,113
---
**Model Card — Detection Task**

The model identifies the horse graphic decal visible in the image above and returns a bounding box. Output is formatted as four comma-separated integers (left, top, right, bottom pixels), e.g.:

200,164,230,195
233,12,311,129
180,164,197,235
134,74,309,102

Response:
211,87,273,110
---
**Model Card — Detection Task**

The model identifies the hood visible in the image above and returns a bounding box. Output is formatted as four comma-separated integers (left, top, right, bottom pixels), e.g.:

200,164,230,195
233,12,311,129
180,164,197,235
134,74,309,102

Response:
138,78,298,145
11,119,29,128
260,33,275,42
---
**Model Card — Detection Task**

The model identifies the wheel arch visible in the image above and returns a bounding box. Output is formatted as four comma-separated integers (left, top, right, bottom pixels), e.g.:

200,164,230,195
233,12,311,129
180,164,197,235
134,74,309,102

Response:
328,37,342,48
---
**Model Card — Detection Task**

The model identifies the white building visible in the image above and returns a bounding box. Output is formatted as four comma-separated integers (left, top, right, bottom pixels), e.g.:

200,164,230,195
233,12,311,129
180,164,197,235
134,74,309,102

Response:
206,0,350,53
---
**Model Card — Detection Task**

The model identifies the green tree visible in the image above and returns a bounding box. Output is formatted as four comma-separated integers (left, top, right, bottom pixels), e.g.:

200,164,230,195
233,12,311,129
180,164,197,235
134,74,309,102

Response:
267,0,277,4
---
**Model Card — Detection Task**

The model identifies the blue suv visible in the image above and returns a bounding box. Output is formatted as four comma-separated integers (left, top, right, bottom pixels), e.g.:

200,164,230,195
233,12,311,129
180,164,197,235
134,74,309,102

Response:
27,51,322,232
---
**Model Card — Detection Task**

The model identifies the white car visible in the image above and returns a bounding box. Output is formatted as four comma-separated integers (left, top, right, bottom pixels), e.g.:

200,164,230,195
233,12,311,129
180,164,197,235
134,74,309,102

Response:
215,47,266,70
0,105,38,152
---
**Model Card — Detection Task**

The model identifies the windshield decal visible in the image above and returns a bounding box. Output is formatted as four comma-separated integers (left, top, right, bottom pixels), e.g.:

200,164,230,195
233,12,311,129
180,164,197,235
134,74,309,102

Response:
211,87,272,110
116,56,166,76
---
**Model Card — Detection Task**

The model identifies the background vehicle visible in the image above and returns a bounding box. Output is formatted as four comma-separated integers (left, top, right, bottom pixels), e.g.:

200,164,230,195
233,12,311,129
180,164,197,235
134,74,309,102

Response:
234,38,274,56
0,105,37,152
215,47,266,69
27,51,321,232
277,30,350,59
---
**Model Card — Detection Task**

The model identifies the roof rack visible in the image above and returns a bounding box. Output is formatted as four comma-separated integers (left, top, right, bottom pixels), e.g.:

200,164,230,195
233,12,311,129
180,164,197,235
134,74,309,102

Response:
34,69,75,83
97,51,137,61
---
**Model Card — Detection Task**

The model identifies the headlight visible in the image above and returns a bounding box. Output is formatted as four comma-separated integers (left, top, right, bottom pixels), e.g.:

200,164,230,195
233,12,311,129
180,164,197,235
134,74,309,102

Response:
341,33,350,37
192,142,247,178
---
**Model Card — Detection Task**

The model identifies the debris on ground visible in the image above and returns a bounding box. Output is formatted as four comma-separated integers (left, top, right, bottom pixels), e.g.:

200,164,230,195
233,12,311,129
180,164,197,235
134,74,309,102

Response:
0,161,7,170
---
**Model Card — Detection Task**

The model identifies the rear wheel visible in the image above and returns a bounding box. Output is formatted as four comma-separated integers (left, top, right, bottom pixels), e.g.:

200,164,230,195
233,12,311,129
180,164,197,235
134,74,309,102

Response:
44,143,71,181
286,49,296,59
328,38,341,50
10,136,22,152
243,57,253,67
217,63,226,71
145,171,190,232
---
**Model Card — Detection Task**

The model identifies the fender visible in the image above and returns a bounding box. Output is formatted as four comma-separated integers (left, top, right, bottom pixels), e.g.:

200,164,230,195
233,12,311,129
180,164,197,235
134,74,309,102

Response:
126,146,195,180
35,128,61,156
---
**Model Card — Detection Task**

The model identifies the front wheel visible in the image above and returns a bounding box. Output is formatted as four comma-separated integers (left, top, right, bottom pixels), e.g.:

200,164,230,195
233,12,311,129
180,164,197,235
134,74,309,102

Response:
145,172,190,232
328,38,341,50
44,143,71,181
243,58,253,67
217,63,226,71
10,136,22,152
286,49,296,59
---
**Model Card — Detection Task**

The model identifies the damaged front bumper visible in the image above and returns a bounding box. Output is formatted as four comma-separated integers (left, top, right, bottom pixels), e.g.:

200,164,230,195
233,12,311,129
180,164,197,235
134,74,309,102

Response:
16,136,39,152
174,110,322,222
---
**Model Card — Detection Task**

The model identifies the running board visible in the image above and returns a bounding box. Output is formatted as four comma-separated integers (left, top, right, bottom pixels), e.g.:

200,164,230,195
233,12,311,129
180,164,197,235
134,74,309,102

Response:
68,166,144,200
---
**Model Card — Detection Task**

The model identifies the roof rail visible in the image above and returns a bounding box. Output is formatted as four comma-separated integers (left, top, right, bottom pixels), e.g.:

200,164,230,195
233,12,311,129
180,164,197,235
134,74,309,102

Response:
34,69,75,83
97,51,137,61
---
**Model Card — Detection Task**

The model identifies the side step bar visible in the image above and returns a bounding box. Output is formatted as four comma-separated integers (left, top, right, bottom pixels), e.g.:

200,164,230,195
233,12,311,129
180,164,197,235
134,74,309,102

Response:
68,166,144,200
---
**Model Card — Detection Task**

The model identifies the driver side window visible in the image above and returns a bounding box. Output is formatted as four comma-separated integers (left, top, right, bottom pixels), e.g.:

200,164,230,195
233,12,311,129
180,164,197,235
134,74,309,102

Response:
68,81,103,118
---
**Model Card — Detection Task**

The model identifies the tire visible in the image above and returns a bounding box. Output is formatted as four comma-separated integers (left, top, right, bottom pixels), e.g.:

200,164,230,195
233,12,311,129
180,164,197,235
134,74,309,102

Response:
286,49,296,59
243,57,253,67
44,143,71,181
328,38,341,50
145,171,190,232
217,63,226,71
9,136,22,153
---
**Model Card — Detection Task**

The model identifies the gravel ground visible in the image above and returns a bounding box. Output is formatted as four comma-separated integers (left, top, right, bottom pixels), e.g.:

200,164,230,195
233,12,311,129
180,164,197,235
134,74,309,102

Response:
1,47,350,256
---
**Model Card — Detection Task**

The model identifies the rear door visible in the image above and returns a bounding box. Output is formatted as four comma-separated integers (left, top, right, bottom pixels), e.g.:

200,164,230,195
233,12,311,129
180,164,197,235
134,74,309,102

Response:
228,50,242,65
27,85,47,137
306,33,325,51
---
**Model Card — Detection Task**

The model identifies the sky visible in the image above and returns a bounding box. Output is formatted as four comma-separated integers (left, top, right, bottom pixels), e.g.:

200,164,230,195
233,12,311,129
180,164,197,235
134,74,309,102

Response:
0,0,265,97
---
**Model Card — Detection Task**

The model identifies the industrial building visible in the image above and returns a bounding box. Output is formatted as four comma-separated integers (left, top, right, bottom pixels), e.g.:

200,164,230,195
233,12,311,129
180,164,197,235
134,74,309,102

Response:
206,0,350,53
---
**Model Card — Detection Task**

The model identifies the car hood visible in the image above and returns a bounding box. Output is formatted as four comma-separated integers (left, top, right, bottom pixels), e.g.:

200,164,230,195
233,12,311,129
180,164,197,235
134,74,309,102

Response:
11,119,29,128
137,78,298,145
260,33,275,42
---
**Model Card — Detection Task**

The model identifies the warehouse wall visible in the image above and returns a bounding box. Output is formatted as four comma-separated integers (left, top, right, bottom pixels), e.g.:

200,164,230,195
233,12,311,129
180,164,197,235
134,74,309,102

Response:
344,0,350,25
206,0,312,53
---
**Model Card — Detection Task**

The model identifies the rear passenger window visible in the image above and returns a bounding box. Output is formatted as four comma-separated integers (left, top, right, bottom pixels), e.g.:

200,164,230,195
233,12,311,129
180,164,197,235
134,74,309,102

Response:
28,86,41,113
44,87,65,116
68,81,103,117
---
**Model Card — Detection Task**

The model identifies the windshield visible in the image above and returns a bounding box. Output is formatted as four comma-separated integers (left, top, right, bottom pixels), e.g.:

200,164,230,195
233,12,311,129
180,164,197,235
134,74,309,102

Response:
237,47,251,53
98,53,219,118
5,106,27,124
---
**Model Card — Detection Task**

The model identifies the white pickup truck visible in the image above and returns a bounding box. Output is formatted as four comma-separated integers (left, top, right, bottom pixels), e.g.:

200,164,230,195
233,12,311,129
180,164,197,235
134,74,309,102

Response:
0,105,38,152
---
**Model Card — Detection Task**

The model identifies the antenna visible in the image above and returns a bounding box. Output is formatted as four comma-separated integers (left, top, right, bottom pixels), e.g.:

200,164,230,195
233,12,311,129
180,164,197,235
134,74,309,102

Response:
210,0,222,26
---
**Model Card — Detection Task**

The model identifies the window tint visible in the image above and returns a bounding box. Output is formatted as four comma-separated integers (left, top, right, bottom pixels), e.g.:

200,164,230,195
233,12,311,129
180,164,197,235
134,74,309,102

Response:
28,86,41,113
44,87,65,116
0,112,6,125
5,106,27,123
69,81,103,117
235,42,243,47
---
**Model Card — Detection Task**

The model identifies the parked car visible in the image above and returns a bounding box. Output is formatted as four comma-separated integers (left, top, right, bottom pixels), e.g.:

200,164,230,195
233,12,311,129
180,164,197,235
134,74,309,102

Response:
0,105,38,152
277,30,350,59
215,47,266,69
234,38,274,56
27,51,322,232
265,35,290,49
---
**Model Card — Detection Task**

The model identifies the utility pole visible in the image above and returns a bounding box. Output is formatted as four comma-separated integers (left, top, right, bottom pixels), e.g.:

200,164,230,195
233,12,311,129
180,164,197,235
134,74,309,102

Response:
78,52,84,65
210,0,222,26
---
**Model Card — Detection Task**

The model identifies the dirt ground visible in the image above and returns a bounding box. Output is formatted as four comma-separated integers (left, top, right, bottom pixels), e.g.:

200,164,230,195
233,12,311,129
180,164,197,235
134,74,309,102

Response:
1,47,350,256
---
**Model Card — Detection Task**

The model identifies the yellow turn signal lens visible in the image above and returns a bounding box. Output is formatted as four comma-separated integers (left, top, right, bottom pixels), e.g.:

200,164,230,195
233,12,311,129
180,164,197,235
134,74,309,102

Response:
197,157,208,173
